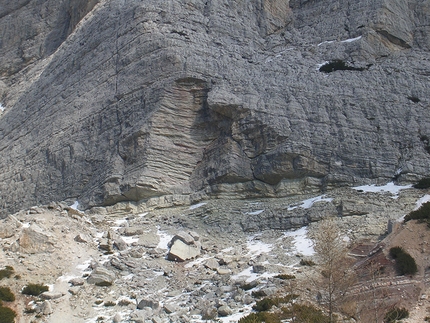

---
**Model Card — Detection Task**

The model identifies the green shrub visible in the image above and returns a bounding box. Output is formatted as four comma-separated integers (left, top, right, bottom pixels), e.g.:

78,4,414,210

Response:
22,283,49,296
117,299,134,306
103,300,116,307
0,267,14,280
251,290,267,298
300,259,315,266
389,246,404,259
252,295,298,312
414,177,430,189
0,306,17,323
275,274,296,280
238,312,281,323
396,253,418,275
384,307,409,323
241,281,258,291
0,287,15,302
288,304,331,323
389,247,417,276
404,201,430,227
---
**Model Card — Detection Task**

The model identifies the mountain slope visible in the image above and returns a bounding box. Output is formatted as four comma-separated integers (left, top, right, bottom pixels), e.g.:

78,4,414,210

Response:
0,0,429,215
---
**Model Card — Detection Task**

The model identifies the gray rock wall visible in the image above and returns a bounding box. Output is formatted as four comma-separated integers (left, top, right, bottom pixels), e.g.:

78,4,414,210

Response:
0,0,429,215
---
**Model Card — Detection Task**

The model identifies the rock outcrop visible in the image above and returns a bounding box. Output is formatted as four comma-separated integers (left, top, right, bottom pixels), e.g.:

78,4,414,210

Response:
167,231,201,262
0,0,429,215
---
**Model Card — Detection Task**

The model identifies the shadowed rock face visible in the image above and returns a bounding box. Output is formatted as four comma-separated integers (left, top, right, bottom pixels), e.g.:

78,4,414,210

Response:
0,0,429,215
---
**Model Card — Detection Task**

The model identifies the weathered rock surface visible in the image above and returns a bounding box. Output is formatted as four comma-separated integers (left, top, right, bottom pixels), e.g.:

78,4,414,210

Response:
87,266,116,286
0,0,429,216
167,231,201,262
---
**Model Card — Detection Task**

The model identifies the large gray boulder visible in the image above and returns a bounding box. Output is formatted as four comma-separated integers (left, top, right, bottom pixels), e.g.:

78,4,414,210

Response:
167,231,201,262
0,0,429,216
87,267,116,286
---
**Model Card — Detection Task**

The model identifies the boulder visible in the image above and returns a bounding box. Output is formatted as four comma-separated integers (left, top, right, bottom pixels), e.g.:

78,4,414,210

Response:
252,264,266,273
68,278,85,286
40,300,53,315
18,224,54,253
137,232,160,248
137,298,159,310
218,305,233,317
120,227,144,236
204,258,220,270
216,268,231,275
113,313,122,323
74,233,91,243
167,239,201,262
40,292,64,300
167,231,201,262
87,267,115,286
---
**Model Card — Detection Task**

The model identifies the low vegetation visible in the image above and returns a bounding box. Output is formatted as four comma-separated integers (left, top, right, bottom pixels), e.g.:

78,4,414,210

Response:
384,307,409,323
299,259,315,266
253,295,298,312
274,274,296,280
404,201,430,227
0,306,17,323
0,287,15,302
239,302,329,323
22,283,49,296
389,247,417,276
0,267,14,280
414,177,430,188
0,284,17,323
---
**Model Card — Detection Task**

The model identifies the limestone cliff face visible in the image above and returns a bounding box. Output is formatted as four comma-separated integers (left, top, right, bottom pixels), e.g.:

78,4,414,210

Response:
0,0,429,215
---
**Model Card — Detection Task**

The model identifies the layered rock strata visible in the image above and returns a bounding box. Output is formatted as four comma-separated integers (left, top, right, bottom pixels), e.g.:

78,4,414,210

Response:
0,0,429,215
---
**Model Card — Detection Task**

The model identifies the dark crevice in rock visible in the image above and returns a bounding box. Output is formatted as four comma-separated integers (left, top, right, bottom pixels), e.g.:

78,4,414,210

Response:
407,96,420,103
376,30,412,49
319,60,372,73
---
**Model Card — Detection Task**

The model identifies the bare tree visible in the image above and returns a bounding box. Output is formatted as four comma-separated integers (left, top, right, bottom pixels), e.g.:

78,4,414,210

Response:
310,217,356,322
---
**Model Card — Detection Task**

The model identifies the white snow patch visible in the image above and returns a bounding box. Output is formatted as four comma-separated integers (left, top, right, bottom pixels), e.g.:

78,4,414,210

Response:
247,209,264,215
57,274,79,282
247,236,273,257
317,40,335,46
121,236,139,244
113,219,127,226
318,36,362,46
122,274,134,280
0,103,4,112
231,266,278,283
288,195,333,211
70,201,79,210
76,259,92,271
316,61,329,70
415,194,430,210
153,270,165,277
138,212,148,217
184,255,211,268
221,247,234,253
341,36,362,43
217,305,254,322
189,202,207,210
352,182,412,197
157,228,173,249
22,222,30,228
283,227,315,256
